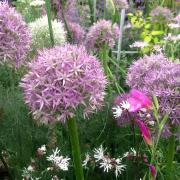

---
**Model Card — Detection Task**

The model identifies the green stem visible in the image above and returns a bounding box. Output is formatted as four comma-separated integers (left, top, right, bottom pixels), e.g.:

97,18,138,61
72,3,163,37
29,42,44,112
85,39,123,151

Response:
45,0,55,46
166,135,175,180
117,9,125,61
67,118,84,180
88,0,94,24
101,46,112,95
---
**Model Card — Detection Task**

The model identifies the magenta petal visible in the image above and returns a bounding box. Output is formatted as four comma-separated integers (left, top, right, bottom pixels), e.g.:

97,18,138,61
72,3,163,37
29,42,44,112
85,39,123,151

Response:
128,89,152,112
136,119,152,146
128,97,142,112
149,164,157,179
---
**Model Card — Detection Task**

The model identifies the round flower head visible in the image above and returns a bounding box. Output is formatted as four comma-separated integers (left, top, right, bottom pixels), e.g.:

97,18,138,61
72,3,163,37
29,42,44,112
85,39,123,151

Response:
29,15,66,51
174,13,180,24
126,54,180,96
126,53,180,128
113,0,129,9
52,0,79,23
150,6,173,21
67,22,85,44
0,1,30,68
85,19,120,50
20,44,107,123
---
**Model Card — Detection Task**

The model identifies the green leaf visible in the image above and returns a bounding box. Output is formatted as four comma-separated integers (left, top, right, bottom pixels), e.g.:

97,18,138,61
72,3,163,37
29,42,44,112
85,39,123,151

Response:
144,36,152,42
153,95,159,110
151,30,164,36
106,0,115,15
145,24,151,29
128,13,133,17
159,115,169,130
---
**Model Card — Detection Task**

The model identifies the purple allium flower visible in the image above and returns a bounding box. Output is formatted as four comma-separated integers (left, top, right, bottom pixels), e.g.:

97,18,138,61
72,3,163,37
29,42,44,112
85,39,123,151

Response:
113,0,129,9
0,1,30,68
150,6,173,21
174,13,180,23
126,54,180,97
20,44,107,123
96,0,106,19
85,19,120,50
52,0,79,23
67,21,85,44
126,54,180,132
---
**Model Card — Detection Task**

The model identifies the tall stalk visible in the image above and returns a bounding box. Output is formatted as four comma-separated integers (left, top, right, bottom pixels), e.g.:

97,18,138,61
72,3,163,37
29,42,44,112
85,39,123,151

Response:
100,45,112,95
67,118,84,180
45,0,55,46
166,135,175,180
117,9,125,61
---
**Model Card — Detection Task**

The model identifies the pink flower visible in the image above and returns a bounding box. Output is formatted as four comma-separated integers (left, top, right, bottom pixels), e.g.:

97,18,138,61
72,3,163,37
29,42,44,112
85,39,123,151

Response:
136,119,152,146
149,164,157,180
128,89,152,112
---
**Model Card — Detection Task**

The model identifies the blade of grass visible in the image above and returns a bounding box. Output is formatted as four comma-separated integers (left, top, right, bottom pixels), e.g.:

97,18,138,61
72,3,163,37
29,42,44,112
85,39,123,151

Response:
45,0,55,46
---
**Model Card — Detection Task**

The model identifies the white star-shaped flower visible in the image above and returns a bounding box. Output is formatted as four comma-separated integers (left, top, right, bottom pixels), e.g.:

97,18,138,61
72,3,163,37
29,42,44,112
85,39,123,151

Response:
112,106,122,118
120,101,131,110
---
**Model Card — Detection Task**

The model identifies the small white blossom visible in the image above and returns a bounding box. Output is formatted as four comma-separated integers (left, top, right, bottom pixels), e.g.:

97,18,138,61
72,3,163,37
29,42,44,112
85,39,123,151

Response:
153,45,163,53
93,145,106,162
37,144,46,155
120,101,131,110
123,147,136,158
47,167,54,171
164,33,180,42
112,106,122,118
148,120,155,126
83,153,91,167
130,148,137,156
27,165,34,172
168,23,180,29
99,157,112,172
22,166,33,179
129,41,149,48
47,148,70,171
114,158,126,177
30,0,45,7
140,108,147,112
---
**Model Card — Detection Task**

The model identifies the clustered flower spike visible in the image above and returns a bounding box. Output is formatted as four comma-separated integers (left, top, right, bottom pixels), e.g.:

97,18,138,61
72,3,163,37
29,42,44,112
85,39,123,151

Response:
85,19,120,50
150,6,173,21
113,0,129,9
126,53,180,134
20,44,107,123
0,1,30,68
112,89,152,126
29,15,66,51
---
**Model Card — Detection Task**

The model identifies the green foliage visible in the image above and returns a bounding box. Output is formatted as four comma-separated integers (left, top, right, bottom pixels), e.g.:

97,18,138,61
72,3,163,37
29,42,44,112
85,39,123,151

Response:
128,11,167,54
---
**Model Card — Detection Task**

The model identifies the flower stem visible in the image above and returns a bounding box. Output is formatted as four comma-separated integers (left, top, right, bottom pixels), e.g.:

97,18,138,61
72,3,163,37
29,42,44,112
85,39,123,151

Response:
45,0,55,46
166,135,175,180
100,45,112,95
117,9,125,61
67,118,84,180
